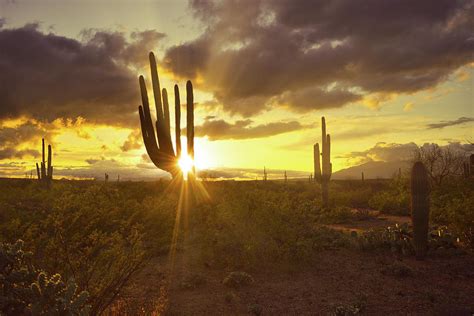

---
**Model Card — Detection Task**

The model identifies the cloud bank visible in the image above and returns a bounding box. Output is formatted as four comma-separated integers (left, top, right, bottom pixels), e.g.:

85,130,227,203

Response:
0,23,164,126
164,0,473,116
427,117,474,129
193,117,310,140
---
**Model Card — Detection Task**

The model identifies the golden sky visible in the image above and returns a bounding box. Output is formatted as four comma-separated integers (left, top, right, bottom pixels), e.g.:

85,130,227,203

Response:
0,0,473,180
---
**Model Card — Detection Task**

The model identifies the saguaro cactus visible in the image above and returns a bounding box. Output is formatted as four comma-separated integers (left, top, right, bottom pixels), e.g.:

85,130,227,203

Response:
138,52,194,178
314,117,332,207
263,167,267,181
411,161,430,259
36,138,53,187
361,172,365,182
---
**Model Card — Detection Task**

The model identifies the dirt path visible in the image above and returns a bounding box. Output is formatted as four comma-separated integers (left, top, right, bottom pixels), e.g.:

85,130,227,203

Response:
118,212,473,315
121,243,474,315
327,209,411,233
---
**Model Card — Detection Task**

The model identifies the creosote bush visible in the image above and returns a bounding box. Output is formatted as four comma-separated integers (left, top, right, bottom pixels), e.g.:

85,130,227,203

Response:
0,181,177,313
0,240,90,315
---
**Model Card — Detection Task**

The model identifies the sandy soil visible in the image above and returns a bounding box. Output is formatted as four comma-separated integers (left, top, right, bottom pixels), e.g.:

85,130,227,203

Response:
121,214,474,315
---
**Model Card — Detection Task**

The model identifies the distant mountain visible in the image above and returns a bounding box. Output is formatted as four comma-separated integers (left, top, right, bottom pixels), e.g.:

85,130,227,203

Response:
332,160,410,180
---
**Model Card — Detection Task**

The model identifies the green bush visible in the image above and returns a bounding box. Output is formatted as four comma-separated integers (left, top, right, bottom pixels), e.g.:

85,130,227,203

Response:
0,181,176,313
431,179,474,248
0,240,90,315
368,177,409,215
354,224,464,256
193,182,349,269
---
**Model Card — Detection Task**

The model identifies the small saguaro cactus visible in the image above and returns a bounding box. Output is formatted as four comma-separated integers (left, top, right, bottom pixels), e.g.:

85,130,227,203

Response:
411,161,430,259
361,172,365,182
284,171,287,184
138,52,194,178
314,116,332,207
263,167,267,181
36,138,53,187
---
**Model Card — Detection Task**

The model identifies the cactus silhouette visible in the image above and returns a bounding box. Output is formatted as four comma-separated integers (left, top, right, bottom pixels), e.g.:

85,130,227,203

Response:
138,52,194,178
361,172,365,182
36,138,53,188
314,117,332,207
284,170,287,183
411,161,430,259
263,167,267,181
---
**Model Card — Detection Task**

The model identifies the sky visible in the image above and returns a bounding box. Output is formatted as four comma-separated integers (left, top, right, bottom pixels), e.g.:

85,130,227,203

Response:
0,0,473,180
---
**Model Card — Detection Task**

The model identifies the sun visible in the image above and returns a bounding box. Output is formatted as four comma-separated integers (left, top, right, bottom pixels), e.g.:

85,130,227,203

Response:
178,154,195,176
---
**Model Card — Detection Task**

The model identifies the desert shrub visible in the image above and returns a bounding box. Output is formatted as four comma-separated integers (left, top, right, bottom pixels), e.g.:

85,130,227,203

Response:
330,295,367,316
354,224,464,256
0,240,90,315
193,183,349,269
368,177,409,215
317,206,353,224
0,181,176,313
431,178,474,248
222,271,254,288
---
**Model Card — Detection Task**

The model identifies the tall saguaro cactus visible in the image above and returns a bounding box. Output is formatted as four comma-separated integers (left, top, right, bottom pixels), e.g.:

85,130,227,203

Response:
36,138,53,187
138,52,194,178
411,161,430,259
314,117,332,207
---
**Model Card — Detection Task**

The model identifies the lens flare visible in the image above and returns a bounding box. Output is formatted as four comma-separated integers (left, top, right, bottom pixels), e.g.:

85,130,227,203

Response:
178,155,194,176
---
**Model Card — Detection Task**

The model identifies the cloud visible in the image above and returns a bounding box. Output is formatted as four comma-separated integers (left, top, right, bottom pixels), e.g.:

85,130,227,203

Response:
403,102,414,112
0,24,164,126
277,86,362,112
197,167,309,180
0,148,39,160
163,0,473,116
193,117,310,140
0,120,48,160
427,117,474,129
341,142,420,165
120,130,142,152
342,141,474,165
56,158,169,180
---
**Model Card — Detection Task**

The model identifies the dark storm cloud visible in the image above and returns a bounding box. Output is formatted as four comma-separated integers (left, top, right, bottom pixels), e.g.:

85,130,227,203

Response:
0,120,48,159
278,86,362,112
163,0,473,116
0,24,164,125
427,117,474,129
193,117,310,140
0,148,38,160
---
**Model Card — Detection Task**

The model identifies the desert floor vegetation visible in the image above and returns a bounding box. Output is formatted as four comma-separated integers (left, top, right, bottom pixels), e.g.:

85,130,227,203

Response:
1,176,473,314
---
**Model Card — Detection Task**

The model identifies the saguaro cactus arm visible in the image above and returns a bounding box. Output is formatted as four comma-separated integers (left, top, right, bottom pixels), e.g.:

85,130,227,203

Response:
174,84,181,157
187,81,194,160
314,143,321,182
